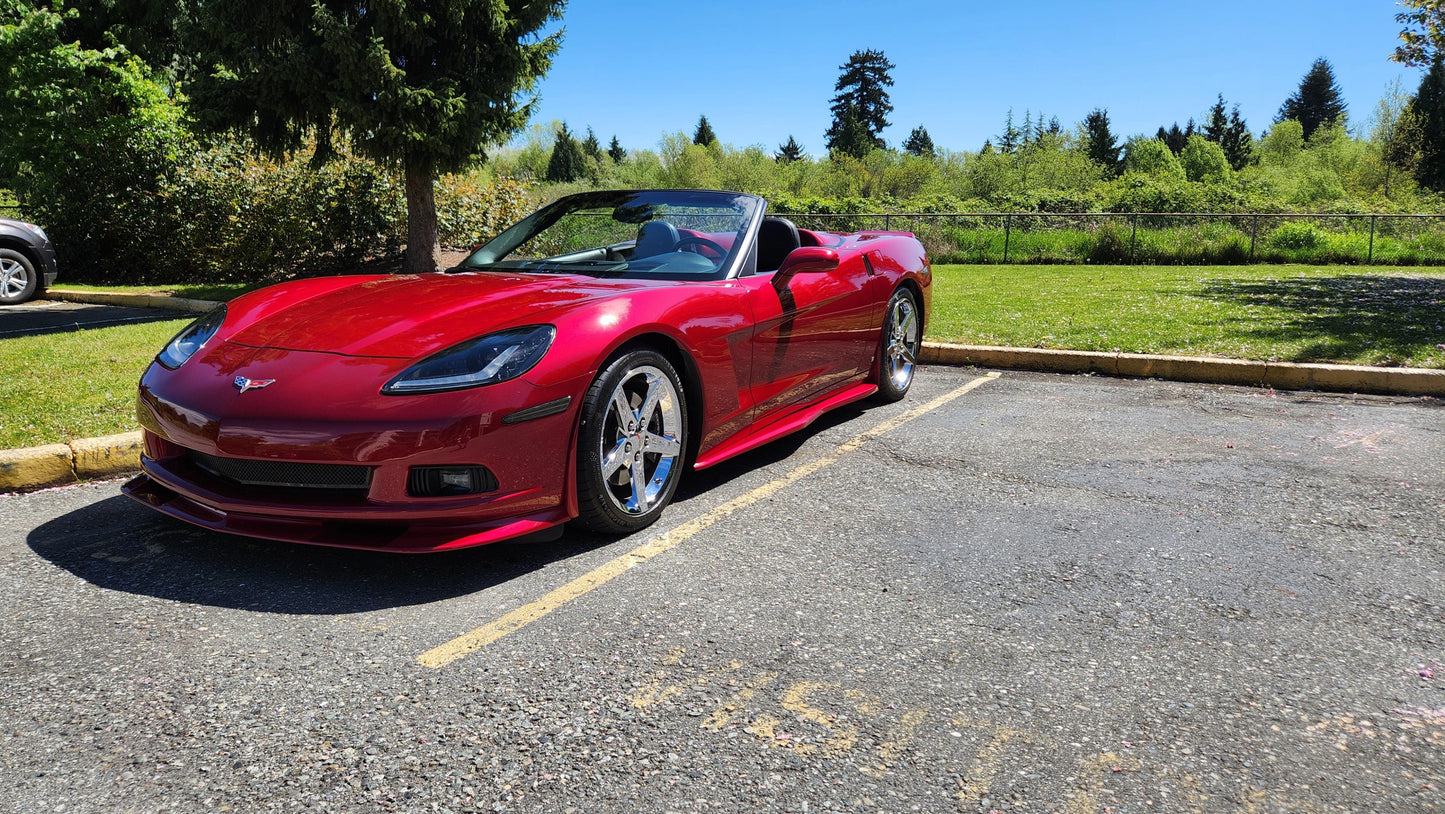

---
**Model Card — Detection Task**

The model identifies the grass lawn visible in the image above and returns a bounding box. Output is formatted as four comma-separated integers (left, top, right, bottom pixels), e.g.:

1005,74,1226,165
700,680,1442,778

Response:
0,318,187,449
930,264,1445,369
3,263,1443,450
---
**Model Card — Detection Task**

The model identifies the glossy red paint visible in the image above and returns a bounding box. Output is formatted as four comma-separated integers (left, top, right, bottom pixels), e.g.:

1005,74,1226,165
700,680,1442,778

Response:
123,201,931,552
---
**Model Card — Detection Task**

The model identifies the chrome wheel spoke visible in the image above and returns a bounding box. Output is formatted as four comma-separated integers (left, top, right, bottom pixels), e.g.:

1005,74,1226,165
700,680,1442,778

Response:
601,437,630,479
610,389,635,429
896,304,916,338
643,432,681,457
627,459,649,512
636,376,663,425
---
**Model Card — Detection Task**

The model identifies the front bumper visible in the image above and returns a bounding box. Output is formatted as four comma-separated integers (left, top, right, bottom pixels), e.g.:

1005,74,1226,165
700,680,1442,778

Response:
124,357,587,552
123,468,568,552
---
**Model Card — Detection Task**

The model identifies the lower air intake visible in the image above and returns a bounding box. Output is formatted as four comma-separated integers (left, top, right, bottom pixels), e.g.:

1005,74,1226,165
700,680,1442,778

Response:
190,451,372,490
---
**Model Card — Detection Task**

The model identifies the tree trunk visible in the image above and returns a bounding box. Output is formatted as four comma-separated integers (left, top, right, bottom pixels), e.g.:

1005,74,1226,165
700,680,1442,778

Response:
403,156,440,275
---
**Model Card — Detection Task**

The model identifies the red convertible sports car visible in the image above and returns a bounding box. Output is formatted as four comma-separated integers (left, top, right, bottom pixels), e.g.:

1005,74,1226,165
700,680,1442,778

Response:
123,190,930,552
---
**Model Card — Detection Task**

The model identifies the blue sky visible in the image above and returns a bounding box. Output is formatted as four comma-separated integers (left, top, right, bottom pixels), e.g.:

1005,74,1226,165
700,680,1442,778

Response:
524,0,1420,156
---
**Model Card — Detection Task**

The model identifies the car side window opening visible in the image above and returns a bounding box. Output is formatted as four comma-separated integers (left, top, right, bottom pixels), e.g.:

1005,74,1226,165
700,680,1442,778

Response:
756,217,801,272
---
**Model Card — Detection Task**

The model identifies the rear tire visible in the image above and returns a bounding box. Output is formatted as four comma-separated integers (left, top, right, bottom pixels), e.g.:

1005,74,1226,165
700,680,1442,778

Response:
574,349,688,534
0,248,37,305
876,286,921,402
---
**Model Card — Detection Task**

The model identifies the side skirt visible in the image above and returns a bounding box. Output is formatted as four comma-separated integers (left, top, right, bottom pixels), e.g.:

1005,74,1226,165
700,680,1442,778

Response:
691,381,877,470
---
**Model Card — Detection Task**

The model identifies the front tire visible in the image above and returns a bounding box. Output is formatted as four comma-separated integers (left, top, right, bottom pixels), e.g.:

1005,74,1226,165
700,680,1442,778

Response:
876,286,921,402
0,248,38,305
574,349,688,534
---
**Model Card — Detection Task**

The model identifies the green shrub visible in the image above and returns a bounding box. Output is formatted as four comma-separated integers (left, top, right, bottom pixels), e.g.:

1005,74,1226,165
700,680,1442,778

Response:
435,174,535,249
1267,221,1328,251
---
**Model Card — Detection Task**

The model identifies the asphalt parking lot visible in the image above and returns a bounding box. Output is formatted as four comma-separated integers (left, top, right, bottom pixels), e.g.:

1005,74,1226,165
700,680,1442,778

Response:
1,367,1442,813
0,299,178,339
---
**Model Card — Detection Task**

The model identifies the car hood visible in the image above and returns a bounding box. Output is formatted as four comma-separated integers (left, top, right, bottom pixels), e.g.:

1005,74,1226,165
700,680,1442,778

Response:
225,272,666,358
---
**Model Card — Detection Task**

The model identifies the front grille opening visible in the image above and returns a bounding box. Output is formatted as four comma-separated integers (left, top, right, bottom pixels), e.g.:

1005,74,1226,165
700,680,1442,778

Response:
190,451,372,491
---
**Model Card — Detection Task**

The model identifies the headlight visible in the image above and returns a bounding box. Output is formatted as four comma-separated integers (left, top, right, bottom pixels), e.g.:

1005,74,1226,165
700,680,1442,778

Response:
157,306,226,369
22,222,47,242
382,325,556,395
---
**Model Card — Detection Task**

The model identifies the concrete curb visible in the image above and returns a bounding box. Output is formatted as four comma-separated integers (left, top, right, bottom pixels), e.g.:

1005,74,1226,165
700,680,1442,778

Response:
920,343,1445,397
0,431,143,491
3,298,1441,491
43,288,218,313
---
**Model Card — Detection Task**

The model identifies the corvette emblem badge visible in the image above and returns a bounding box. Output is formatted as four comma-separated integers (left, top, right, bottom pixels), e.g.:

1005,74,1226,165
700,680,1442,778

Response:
233,375,277,394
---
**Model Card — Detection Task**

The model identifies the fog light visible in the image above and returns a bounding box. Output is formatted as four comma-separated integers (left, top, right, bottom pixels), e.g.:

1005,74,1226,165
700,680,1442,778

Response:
407,466,498,497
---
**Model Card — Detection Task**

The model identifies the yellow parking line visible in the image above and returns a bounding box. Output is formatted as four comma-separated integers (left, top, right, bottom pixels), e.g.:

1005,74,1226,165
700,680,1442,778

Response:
417,371,1002,668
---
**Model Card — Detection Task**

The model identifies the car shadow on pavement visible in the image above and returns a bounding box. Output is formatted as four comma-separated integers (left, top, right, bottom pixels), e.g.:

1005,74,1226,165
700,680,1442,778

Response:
26,400,874,614
26,495,618,614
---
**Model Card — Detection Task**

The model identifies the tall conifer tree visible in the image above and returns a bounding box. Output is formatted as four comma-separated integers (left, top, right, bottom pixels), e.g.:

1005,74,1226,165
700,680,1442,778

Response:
692,115,717,146
902,126,935,157
545,123,586,183
825,49,893,153
1081,108,1122,176
829,103,873,159
1277,58,1348,139
775,135,804,163
182,0,565,275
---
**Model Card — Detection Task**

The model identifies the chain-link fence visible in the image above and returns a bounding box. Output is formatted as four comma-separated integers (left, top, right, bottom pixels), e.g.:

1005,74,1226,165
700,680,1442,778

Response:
783,212,1445,266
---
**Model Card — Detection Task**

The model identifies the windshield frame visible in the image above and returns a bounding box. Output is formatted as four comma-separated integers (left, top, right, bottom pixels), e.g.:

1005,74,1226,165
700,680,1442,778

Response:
456,189,764,282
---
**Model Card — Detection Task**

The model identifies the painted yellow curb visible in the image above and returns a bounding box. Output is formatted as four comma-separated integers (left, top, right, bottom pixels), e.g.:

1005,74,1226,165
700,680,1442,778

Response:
0,443,75,490
43,289,218,313
0,431,143,491
921,343,1445,397
71,432,145,478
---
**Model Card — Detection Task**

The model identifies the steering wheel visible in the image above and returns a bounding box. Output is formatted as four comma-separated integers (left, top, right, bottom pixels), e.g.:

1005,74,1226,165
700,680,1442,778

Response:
675,236,727,260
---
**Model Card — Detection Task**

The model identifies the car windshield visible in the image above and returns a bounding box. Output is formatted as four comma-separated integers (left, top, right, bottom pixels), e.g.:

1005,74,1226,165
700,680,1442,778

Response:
457,190,760,280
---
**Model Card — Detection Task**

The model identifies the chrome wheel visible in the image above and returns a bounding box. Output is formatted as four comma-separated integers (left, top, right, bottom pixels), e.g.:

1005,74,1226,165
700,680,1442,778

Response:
879,288,921,400
0,255,32,303
599,364,683,514
575,350,688,534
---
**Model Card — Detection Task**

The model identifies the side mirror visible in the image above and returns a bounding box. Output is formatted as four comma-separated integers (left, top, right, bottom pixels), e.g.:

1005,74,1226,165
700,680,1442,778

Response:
773,247,839,288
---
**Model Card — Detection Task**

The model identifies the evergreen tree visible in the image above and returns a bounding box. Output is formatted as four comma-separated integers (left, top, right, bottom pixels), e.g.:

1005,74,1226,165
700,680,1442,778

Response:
1277,57,1348,140
582,127,602,161
1414,54,1445,191
1223,105,1253,170
181,0,564,275
607,135,626,163
825,49,893,152
1202,95,1252,170
829,103,874,159
1021,109,1035,143
1204,94,1229,143
998,109,1021,154
1157,123,1188,155
776,134,804,163
693,114,717,146
545,124,586,183
1045,116,1062,137
901,125,935,158
1081,108,1122,175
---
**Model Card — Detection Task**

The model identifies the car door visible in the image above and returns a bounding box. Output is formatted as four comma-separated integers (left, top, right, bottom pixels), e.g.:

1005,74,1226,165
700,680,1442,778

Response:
742,253,879,421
